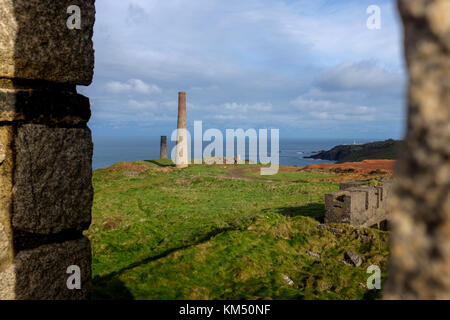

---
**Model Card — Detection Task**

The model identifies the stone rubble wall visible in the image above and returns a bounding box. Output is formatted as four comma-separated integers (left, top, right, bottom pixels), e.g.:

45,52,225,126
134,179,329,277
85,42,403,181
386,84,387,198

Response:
0,0,95,300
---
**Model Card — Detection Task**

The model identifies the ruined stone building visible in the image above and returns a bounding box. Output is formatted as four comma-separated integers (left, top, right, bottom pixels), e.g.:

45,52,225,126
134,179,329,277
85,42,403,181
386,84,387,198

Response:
325,180,393,229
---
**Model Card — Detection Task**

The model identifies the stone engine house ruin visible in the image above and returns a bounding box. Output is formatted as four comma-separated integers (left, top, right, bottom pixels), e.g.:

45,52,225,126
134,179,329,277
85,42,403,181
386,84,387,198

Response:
325,180,393,229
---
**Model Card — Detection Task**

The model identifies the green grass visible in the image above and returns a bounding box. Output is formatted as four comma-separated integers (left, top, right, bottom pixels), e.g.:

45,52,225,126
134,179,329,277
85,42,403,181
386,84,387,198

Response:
86,160,389,300
243,166,338,182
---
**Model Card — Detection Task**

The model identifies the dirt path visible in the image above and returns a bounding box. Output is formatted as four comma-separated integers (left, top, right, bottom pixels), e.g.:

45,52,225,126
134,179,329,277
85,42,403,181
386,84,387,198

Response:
223,166,280,182
222,160,394,183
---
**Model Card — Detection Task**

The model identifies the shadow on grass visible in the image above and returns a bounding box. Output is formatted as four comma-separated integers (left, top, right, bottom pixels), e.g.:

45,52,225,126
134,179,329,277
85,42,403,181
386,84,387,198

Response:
91,224,247,299
265,203,325,222
145,159,175,167
363,288,383,300
92,278,134,300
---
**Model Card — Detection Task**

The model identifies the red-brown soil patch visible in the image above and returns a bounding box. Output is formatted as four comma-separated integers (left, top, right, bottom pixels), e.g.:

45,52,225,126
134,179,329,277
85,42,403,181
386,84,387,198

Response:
153,167,173,173
105,162,173,174
102,216,124,230
106,162,151,173
300,160,395,175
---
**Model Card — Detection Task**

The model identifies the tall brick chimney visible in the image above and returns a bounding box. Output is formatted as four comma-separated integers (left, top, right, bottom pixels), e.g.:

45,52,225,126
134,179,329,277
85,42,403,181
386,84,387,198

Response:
160,136,168,159
175,92,188,169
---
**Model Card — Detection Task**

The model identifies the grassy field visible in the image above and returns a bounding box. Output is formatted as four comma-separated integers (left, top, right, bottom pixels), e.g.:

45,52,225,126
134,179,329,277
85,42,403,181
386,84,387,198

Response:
86,160,389,300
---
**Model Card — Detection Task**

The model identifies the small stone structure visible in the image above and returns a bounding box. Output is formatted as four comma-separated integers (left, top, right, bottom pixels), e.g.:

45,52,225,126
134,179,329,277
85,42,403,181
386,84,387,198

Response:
0,0,95,299
160,136,168,159
325,180,393,229
175,92,188,169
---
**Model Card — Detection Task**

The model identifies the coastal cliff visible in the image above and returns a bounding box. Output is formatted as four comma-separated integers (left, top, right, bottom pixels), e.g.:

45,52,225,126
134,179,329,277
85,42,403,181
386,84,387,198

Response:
305,139,401,163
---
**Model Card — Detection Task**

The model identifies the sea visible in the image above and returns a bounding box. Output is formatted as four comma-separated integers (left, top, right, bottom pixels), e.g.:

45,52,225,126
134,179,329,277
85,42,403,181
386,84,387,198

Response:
92,137,376,170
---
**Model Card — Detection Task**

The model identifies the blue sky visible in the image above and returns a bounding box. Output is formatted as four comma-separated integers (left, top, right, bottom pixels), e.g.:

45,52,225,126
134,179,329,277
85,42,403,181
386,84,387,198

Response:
78,0,407,140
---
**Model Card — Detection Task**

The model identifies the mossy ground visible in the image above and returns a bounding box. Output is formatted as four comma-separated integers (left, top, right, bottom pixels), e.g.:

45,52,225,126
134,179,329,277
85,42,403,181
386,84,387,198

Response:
86,159,389,300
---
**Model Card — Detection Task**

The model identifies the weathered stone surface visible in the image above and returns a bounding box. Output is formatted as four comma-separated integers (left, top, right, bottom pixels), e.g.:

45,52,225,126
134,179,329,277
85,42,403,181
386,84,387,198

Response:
345,251,362,267
0,126,14,271
385,0,450,299
0,88,91,124
0,237,92,300
339,181,370,190
306,250,321,259
0,263,15,300
0,224,9,262
12,124,93,234
325,191,352,224
0,0,95,85
282,274,294,286
317,224,344,235
0,141,5,164
0,107,94,299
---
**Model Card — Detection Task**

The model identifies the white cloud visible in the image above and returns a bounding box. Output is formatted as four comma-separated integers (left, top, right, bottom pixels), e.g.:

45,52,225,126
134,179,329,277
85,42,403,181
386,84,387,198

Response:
105,79,162,94
316,61,404,92
222,102,272,112
290,95,377,122
79,0,406,138
127,99,158,110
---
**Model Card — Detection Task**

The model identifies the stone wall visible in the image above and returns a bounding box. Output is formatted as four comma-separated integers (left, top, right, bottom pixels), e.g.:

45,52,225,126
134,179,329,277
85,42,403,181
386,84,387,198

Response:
385,0,450,299
325,180,393,228
0,0,95,299
0,0,95,84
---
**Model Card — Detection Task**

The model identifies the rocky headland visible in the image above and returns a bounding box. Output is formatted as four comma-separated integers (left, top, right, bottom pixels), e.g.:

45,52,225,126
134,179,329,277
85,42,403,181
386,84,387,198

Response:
304,139,401,163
